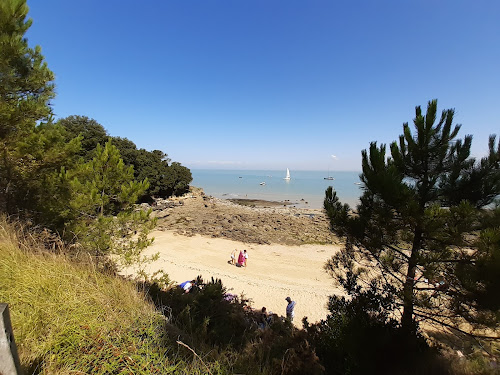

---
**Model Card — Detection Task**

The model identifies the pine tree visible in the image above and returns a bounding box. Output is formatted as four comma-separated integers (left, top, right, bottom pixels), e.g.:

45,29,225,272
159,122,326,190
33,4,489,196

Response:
0,0,58,213
324,100,500,338
63,141,156,269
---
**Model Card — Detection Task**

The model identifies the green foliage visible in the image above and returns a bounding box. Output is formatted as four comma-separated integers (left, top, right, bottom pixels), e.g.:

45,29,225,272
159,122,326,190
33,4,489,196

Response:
60,141,156,270
8,122,81,226
132,148,172,199
0,4,175,277
148,277,256,350
324,100,500,338
165,161,193,197
68,141,148,216
0,0,54,139
0,0,57,213
9,217,495,375
57,115,108,158
0,218,230,374
111,135,139,166
112,144,192,200
455,209,500,317
146,277,326,375
57,115,193,200
304,282,444,374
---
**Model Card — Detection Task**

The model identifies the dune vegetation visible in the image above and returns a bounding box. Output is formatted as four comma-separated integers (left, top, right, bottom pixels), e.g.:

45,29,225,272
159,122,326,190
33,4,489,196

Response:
0,218,215,374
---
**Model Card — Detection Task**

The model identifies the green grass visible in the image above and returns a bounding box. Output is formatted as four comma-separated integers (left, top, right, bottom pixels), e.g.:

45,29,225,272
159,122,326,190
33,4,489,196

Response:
0,218,230,374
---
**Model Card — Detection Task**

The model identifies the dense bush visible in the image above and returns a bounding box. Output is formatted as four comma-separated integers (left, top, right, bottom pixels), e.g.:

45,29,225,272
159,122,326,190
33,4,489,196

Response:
304,283,447,375
145,277,327,375
236,321,324,375
146,277,257,350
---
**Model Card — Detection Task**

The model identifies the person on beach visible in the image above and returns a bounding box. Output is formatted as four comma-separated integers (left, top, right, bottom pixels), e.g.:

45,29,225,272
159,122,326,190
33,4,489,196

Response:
229,249,237,265
179,279,195,293
236,249,248,267
258,307,272,329
285,296,296,322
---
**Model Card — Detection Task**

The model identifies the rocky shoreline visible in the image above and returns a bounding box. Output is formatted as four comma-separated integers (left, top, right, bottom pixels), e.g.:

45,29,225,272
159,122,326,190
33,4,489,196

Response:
142,187,339,246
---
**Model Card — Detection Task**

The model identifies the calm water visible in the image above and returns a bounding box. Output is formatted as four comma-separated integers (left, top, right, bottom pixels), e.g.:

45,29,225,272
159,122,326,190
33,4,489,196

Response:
191,169,364,209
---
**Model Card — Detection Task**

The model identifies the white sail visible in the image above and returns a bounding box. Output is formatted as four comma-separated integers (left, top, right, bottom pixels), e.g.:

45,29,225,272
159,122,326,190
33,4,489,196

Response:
284,168,291,180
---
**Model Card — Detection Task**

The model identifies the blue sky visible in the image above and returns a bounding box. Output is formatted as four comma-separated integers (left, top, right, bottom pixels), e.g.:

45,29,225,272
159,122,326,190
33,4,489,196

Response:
27,1,499,171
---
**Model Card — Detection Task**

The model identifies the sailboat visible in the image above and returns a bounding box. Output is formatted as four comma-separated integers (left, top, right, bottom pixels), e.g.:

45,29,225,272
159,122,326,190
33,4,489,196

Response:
324,170,334,180
324,166,334,180
283,168,291,181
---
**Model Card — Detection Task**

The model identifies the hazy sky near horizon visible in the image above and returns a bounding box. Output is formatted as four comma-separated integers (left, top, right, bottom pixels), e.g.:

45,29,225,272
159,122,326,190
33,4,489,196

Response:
27,1,499,171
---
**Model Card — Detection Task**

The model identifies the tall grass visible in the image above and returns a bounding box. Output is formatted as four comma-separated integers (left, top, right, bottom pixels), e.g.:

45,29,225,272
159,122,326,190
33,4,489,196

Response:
0,217,229,374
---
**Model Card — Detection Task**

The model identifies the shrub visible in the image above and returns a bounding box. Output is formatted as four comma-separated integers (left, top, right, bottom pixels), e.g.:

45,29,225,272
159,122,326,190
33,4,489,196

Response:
236,321,324,375
304,284,446,375
145,276,257,350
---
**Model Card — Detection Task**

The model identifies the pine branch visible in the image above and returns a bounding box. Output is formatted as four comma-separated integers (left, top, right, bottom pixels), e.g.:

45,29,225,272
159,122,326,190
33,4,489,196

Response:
356,245,406,285
386,244,411,260
413,310,499,340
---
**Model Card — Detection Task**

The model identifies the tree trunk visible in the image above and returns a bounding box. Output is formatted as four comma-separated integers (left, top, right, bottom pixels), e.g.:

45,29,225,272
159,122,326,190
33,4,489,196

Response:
401,227,422,332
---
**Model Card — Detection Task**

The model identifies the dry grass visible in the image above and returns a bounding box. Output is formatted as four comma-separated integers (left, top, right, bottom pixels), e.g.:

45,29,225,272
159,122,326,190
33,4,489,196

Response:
0,217,230,374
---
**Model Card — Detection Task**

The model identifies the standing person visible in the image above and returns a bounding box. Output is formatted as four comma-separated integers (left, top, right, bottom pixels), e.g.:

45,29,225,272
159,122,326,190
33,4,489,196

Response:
242,249,248,267
237,249,248,267
229,249,237,265
285,297,296,322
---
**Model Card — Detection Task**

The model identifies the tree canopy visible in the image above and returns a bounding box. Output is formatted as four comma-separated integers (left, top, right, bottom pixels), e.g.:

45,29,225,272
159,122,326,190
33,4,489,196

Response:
62,141,155,268
57,115,192,201
324,100,500,339
0,1,160,272
0,0,58,213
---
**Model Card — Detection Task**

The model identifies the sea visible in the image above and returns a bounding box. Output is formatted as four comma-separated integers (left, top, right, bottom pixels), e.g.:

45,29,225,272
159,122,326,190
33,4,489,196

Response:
190,169,364,209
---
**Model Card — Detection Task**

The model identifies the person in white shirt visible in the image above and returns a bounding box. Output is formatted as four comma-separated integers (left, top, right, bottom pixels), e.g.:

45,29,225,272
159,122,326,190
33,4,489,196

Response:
179,280,195,293
229,249,237,265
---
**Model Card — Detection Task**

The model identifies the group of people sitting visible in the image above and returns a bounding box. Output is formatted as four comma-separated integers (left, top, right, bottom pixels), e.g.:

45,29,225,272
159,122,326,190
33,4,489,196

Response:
229,249,248,267
255,296,297,329
257,306,273,329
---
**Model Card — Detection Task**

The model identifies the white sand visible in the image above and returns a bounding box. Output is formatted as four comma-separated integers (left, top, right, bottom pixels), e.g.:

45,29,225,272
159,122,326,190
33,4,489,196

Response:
137,230,344,325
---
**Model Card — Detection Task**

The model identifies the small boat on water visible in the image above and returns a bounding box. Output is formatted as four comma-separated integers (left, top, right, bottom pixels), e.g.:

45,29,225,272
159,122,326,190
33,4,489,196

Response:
283,168,291,181
354,182,362,185
259,182,266,186
324,166,334,180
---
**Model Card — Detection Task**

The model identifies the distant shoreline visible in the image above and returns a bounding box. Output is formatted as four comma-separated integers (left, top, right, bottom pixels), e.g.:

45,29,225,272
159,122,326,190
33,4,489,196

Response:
190,169,362,210
228,198,299,208
197,189,325,212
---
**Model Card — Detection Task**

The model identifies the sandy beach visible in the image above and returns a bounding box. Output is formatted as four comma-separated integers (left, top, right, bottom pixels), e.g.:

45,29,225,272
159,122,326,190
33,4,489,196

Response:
140,229,343,324
125,189,344,324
